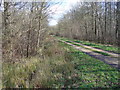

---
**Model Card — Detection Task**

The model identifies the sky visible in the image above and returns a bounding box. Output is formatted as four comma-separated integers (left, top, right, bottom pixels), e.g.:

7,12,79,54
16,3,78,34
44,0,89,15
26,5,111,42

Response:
48,0,80,26
48,0,117,26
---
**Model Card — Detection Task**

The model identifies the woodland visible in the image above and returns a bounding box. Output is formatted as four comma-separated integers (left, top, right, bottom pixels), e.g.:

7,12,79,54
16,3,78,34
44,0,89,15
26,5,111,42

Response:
1,1,120,88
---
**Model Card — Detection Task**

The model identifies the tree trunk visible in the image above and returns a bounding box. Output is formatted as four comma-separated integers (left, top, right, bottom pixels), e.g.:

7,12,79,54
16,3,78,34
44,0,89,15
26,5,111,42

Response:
116,2,120,46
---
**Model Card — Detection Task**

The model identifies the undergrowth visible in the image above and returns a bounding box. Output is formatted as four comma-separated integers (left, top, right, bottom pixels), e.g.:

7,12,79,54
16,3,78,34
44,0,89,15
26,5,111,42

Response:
3,36,74,88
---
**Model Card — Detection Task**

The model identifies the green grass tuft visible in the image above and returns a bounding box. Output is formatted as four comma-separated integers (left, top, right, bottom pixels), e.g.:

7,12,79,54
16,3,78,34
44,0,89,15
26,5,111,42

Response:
93,51,110,56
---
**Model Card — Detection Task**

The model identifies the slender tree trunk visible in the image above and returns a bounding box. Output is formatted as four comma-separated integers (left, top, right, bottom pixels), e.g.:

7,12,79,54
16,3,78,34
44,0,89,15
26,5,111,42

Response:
116,2,120,46
104,2,107,44
37,2,44,48
91,2,94,41
85,21,88,41
26,3,34,58
3,2,9,34
94,2,97,42
26,29,30,58
109,2,111,43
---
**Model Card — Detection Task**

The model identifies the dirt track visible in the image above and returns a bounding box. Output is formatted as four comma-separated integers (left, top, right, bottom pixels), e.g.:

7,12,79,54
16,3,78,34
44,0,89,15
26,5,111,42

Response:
60,40,119,70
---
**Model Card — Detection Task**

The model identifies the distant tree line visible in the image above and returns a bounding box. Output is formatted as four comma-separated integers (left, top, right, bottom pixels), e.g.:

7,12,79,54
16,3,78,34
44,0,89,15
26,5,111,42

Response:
53,2,120,46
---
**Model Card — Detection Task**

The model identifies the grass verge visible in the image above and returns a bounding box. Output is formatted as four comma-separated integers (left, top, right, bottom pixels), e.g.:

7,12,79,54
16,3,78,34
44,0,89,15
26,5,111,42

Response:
59,42,119,88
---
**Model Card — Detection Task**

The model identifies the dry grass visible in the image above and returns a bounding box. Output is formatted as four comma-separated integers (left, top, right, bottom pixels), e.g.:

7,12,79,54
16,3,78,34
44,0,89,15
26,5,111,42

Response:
3,36,74,88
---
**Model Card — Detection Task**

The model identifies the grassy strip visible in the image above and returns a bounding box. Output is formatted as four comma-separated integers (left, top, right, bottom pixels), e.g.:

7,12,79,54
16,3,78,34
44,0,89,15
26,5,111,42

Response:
66,40,72,43
93,51,110,56
59,42,119,88
61,39,110,56
72,43,81,46
57,36,119,54
74,40,119,54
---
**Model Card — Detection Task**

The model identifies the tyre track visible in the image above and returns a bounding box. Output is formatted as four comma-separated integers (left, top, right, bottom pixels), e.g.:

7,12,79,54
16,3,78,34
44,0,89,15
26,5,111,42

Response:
59,40,119,70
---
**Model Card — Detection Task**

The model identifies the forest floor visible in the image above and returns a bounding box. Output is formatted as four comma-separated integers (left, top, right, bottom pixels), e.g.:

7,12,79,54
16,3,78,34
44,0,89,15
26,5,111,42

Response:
57,38,119,70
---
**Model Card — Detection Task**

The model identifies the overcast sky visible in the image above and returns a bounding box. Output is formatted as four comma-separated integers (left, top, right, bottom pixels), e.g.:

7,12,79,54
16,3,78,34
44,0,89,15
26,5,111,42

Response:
48,0,80,26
